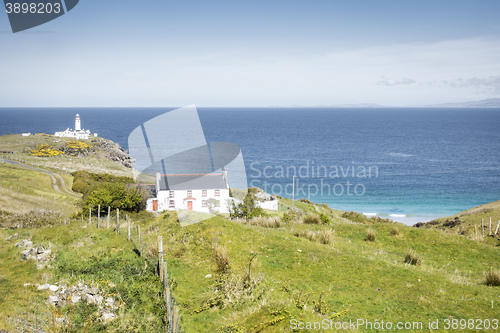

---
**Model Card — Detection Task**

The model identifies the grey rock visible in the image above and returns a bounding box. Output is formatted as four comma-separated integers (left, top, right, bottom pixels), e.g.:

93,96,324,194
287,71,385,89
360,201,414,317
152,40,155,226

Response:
5,232,18,241
49,285,58,292
105,297,115,307
38,284,50,290
71,295,81,303
85,293,95,303
36,246,45,254
95,295,103,304
101,312,116,322
47,295,58,305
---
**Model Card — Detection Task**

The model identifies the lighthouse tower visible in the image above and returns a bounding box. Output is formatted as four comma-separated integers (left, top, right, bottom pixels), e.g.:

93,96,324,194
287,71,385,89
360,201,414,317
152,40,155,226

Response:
75,114,81,131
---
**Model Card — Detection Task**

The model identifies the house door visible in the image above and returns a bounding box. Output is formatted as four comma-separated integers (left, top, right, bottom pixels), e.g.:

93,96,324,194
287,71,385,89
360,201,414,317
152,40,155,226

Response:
187,201,193,210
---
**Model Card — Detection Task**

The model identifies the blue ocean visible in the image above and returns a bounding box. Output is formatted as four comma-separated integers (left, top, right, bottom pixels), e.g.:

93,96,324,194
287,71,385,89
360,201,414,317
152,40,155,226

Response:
1,107,499,225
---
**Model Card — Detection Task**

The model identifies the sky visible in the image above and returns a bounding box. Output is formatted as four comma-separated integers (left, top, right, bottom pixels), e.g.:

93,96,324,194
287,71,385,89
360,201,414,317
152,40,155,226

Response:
1,0,500,107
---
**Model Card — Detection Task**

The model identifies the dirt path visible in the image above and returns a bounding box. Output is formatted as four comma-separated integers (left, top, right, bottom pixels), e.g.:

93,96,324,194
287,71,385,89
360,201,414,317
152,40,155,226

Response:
2,159,80,197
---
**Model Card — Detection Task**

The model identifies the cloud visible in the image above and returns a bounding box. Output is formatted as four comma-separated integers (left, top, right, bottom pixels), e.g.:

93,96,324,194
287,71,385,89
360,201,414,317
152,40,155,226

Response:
376,77,416,86
442,76,500,94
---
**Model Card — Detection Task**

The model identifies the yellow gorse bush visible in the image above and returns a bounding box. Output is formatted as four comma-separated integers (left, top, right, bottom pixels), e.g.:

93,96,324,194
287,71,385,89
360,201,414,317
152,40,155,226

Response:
30,144,63,157
66,140,91,150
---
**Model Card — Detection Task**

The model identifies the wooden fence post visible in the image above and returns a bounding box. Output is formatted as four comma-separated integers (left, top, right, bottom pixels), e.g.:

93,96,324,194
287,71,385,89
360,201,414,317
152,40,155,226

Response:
158,236,164,282
489,217,492,235
97,204,101,228
164,262,168,290
127,216,131,241
482,218,484,237
116,209,120,234
138,225,142,256
172,306,179,333
165,287,171,329
107,206,110,229
495,221,500,236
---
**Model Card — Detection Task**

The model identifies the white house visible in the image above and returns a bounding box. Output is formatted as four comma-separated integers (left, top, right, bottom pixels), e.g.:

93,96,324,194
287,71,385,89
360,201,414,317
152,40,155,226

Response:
147,171,231,214
55,114,95,140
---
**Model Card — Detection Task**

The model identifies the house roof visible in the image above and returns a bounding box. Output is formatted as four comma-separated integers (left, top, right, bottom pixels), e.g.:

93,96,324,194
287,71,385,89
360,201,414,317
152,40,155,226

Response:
158,173,228,191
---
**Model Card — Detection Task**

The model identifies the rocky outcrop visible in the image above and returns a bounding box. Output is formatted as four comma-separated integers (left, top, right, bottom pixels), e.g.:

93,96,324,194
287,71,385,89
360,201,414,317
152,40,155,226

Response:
27,282,120,323
16,239,53,269
254,188,277,201
51,282,119,322
90,138,134,168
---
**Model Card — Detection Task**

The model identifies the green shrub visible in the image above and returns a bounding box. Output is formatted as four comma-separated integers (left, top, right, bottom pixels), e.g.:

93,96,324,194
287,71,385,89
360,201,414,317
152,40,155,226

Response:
213,245,230,272
83,183,144,214
281,210,303,224
228,191,265,219
245,216,281,228
319,213,330,224
404,249,422,266
484,269,500,286
303,214,321,224
341,211,366,223
390,226,400,236
72,171,135,194
281,212,291,223
298,198,313,204
317,229,335,245
366,228,376,241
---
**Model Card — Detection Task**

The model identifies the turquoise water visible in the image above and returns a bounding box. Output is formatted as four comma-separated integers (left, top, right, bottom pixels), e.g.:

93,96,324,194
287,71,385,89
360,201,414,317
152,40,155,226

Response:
1,107,499,225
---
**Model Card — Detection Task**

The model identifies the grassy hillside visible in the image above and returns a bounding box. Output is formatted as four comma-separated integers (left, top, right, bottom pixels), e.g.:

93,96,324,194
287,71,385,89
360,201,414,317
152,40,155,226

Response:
0,162,80,225
156,211,499,332
415,201,500,247
1,135,499,332
0,134,133,178
0,217,166,332
4,201,498,332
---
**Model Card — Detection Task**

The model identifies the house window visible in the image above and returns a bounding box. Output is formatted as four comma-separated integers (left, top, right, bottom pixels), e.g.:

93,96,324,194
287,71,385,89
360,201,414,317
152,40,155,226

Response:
202,200,207,207
169,190,174,198
215,200,220,207
202,190,207,197
187,190,192,197
215,189,220,196
169,200,175,208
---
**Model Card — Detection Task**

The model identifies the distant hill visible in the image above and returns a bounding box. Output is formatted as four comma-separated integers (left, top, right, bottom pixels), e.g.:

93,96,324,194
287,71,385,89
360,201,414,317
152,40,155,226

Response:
420,98,500,108
271,98,500,108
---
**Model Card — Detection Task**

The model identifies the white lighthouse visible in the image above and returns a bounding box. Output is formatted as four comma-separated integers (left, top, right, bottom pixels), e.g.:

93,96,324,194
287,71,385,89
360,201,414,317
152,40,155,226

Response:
75,114,81,131
55,114,92,140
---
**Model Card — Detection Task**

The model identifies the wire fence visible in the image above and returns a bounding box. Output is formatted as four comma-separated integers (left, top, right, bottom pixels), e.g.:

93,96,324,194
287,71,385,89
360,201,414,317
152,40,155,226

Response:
85,209,181,333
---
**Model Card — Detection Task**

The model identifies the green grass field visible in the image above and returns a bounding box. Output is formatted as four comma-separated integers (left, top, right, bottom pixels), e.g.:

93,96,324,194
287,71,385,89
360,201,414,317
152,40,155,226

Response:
0,162,79,218
0,135,499,332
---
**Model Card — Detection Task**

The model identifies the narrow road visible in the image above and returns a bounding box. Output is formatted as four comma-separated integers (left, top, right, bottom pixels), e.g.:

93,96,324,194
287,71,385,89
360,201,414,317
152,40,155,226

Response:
1,159,80,197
